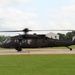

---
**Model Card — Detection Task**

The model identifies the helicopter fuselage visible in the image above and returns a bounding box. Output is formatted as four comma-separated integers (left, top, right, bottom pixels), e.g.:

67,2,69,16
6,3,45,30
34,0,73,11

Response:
0,34,75,51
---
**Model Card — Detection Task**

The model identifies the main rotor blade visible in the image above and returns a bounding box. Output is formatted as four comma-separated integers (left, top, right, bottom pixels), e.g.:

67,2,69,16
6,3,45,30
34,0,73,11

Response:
0,28,32,33
32,29,75,31
0,29,74,33
0,30,23,32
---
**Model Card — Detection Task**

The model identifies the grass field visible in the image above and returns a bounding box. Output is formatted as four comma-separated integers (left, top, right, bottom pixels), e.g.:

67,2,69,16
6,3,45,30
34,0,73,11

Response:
0,55,75,75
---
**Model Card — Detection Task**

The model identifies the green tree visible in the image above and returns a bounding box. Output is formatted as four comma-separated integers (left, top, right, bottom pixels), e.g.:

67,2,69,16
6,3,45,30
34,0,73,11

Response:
66,31,75,41
57,33,66,40
0,36,8,43
58,31,75,41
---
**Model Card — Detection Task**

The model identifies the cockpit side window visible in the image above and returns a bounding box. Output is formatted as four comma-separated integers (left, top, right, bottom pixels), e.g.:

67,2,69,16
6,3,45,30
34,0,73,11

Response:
4,38,11,43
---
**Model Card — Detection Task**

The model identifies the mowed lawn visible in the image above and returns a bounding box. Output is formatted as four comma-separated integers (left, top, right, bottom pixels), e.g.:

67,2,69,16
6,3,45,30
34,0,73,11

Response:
0,55,75,75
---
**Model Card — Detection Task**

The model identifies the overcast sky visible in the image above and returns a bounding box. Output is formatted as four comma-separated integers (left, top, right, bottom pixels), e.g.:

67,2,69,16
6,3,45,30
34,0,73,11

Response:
0,0,75,35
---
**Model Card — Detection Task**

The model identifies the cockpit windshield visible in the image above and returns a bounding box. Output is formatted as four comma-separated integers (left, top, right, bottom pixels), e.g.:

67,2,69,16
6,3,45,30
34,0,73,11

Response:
3,37,11,43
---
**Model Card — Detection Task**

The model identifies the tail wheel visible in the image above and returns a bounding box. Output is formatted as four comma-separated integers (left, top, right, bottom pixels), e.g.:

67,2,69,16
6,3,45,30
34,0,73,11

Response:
15,47,22,52
70,48,72,51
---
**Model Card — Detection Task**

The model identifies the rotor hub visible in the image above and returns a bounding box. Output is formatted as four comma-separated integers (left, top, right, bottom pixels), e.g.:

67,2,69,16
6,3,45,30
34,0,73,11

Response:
23,28,32,34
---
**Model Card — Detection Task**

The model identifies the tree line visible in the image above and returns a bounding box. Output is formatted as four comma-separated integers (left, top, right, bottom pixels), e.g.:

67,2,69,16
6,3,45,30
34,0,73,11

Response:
58,31,75,41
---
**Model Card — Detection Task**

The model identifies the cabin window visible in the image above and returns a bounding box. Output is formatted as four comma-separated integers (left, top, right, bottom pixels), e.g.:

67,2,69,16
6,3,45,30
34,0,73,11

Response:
15,40,19,43
22,39,26,43
22,40,25,43
27,39,32,44
15,40,17,43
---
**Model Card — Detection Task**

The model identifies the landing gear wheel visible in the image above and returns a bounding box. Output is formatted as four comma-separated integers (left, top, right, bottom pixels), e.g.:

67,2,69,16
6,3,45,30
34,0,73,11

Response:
66,46,72,51
15,47,22,52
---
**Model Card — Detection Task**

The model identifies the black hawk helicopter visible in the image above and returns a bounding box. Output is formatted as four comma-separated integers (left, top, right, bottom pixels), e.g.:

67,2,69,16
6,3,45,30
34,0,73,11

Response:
0,28,75,52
